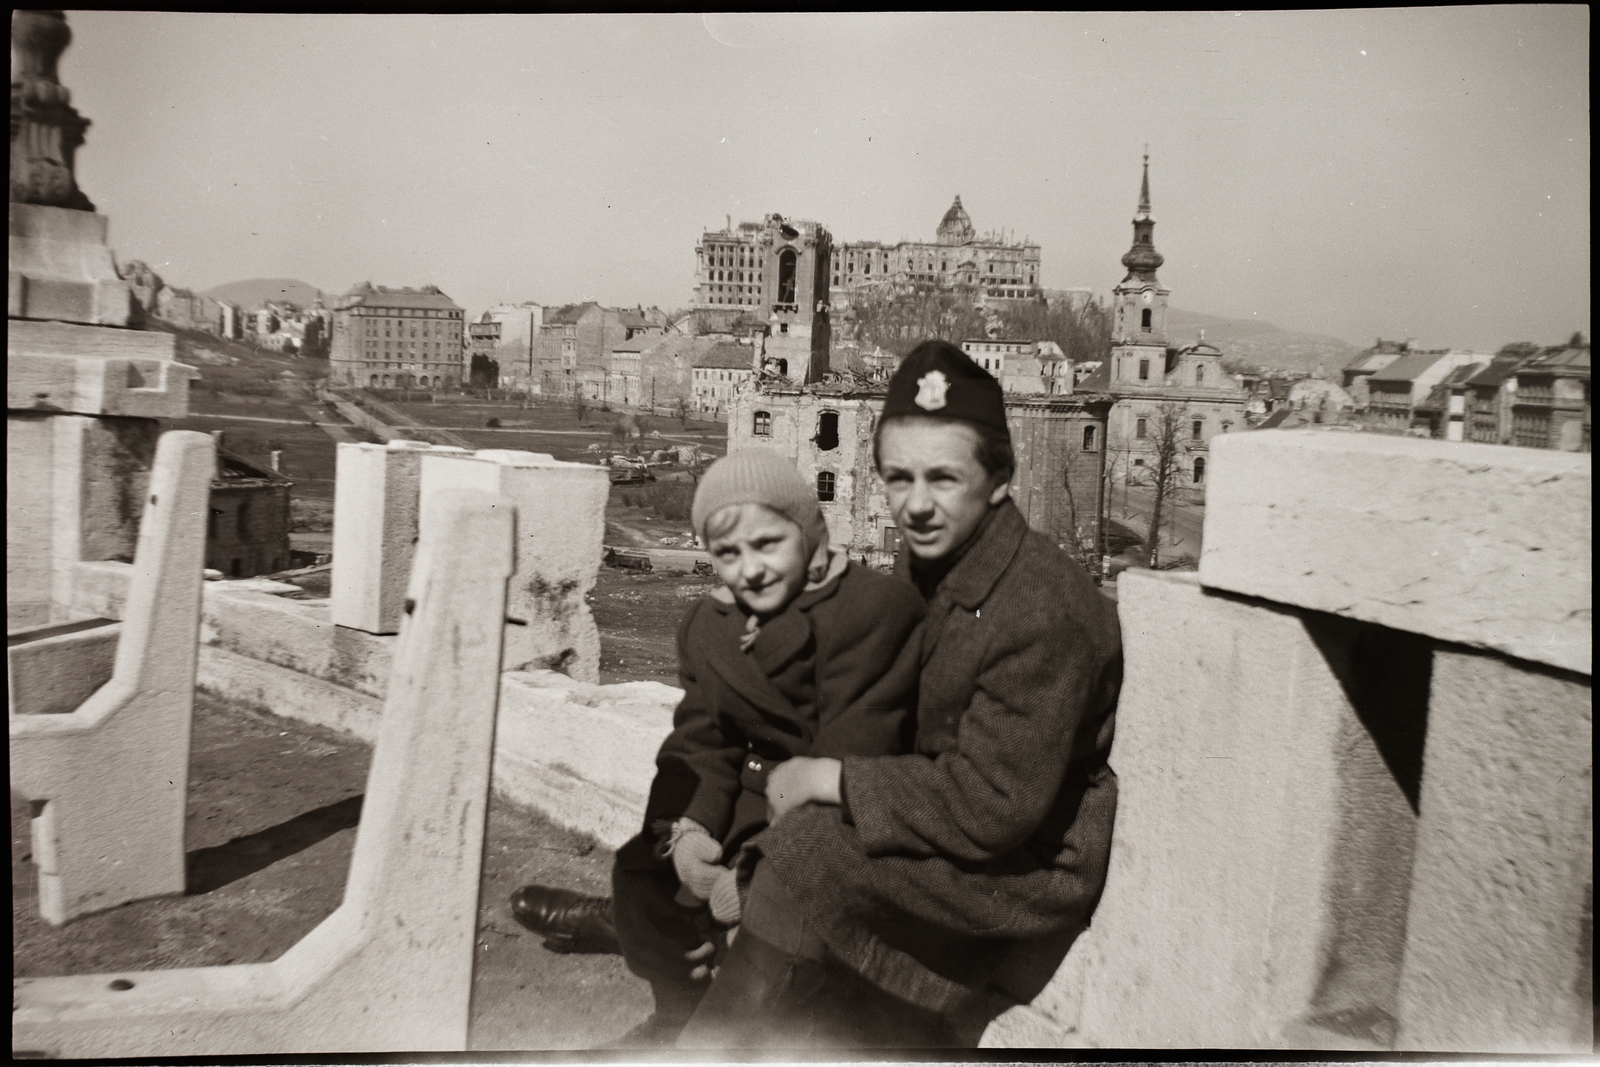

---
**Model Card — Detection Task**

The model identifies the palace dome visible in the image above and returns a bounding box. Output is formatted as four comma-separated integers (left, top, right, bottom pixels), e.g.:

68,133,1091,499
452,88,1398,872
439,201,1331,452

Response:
937,195,975,245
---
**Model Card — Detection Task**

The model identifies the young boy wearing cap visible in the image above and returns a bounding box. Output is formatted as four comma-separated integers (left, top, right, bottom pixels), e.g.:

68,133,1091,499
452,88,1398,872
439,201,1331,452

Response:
513,450,926,1047
677,341,1123,1049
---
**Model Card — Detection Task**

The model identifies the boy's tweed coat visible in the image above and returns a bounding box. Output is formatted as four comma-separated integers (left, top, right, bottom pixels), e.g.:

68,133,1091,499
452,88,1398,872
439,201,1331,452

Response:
640,559,926,858
761,500,1123,1013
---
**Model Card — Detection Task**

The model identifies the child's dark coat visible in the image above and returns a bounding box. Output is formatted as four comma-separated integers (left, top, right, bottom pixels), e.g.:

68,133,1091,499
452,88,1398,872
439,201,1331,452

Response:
642,560,926,856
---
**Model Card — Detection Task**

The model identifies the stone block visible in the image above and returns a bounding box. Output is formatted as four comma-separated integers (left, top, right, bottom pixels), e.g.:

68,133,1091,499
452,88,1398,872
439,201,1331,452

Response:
13,488,516,1057
6,413,57,615
330,440,432,634
202,588,394,701
419,449,609,681
6,411,162,615
8,203,135,327
493,670,681,849
1395,648,1593,1052
1199,431,1591,676
8,319,195,418
73,563,399,701
197,645,384,743
9,430,212,924
1011,570,1420,1049
68,559,133,620
7,618,119,716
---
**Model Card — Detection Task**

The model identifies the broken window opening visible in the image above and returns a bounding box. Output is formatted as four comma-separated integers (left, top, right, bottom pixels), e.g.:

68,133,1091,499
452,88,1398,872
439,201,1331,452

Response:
776,249,798,306
815,411,840,451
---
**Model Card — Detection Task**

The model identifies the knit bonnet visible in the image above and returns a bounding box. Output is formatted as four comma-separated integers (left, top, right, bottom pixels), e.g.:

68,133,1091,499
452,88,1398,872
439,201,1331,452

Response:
692,449,828,550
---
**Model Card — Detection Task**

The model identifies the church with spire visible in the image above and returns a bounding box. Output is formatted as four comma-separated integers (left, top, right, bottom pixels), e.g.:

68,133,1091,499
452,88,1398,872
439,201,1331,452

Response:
1080,154,1247,498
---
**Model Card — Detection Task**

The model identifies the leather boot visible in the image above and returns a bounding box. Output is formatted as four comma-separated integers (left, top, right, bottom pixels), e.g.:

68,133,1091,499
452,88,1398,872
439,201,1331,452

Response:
509,884,620,954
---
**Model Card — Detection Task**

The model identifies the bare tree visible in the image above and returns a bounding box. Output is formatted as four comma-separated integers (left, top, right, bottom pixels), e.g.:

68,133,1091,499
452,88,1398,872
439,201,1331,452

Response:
845,282,989,355
1144,401,1190,569
674,395,691,429
995,291,1113,363
574,392,589,424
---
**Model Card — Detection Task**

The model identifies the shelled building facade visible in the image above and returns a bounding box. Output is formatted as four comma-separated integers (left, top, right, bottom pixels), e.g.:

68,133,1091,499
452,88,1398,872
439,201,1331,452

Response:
692,196,1041,313
829,196,1040,307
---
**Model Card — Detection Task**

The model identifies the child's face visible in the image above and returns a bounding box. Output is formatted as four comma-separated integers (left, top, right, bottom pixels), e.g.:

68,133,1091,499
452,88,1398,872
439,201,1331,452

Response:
705,504,810,618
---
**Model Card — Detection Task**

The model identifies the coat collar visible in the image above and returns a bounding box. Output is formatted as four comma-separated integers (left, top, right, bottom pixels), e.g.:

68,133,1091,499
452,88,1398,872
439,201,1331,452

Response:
896,499,1028,611
695,548,851,735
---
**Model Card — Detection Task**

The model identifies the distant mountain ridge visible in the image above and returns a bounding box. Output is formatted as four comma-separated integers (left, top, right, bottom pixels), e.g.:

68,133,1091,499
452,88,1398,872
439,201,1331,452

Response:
202,278,332,310
1164,307,1358,375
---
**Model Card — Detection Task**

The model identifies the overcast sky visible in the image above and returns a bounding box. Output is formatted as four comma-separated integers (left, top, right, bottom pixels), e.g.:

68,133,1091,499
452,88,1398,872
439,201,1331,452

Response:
62,8,1588,350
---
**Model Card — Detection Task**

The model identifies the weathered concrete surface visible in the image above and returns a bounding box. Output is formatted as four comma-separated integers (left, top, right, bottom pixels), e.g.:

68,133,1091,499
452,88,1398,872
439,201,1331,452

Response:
1395,648,1593,1053
330,440,466,635
203,587,395,701
8,203,136,327
7,619,119,716
986,570,1418,1049
1199,431,1592,676
493,670,679,850
7,413,163,626
8,319,196,418
194,646,679,852
197,644,385,742
420,449,609,681
67,559,136,620
9,430,213,924
89,562,681,853
12,489,516,1057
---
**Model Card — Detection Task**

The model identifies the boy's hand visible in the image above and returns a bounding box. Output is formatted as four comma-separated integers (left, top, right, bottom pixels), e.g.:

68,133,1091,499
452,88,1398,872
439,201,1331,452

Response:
767,757,843,824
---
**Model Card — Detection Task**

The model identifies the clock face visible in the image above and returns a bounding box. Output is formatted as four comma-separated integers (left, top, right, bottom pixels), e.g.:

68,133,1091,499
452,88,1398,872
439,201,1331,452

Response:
1141,290,1153,305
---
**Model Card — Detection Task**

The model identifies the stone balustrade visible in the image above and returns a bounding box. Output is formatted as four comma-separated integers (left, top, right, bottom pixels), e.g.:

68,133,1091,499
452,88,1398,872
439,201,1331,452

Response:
982,430,1590,1052
13,489,518,1057
10,431,213,924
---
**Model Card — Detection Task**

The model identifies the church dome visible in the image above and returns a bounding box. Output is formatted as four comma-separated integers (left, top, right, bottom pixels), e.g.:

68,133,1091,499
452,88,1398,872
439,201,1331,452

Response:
1121,238,1164,276
937,195,975,245
1119,156,1164,279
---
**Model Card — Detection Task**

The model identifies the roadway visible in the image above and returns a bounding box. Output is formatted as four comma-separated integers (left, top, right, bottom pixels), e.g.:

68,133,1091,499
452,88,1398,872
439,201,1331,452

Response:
1108,481,1206,560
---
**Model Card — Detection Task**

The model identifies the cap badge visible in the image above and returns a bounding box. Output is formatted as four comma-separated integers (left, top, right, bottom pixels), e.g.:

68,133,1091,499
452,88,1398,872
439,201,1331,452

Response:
915,370,950,411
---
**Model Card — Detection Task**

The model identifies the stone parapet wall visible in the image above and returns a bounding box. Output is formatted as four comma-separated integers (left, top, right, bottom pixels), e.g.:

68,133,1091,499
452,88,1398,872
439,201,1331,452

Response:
1200,430,1591,674
989,432,1591,1051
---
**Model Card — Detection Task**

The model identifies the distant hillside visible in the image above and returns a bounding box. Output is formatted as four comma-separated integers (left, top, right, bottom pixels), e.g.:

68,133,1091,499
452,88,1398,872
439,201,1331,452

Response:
1166,307,1358,375
202,278,332,310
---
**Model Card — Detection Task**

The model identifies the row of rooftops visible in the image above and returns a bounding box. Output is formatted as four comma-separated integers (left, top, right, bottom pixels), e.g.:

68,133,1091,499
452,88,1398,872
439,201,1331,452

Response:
1348,340,1590,390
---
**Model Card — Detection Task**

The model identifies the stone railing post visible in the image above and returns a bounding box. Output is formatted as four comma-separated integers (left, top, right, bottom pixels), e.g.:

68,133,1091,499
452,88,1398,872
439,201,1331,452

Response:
13,487,517,1056
10,430,214,924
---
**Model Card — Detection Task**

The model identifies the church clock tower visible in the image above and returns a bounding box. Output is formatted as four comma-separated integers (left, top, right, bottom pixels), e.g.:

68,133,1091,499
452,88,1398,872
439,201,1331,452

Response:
1110,153,1171,386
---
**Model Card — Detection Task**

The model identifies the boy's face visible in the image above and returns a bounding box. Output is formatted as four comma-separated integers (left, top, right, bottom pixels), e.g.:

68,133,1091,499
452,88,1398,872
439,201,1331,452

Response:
706,503,811,618
877,419,1009,563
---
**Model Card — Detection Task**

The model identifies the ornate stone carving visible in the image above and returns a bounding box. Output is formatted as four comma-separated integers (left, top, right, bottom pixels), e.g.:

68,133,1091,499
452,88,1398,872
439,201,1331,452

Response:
11,9,94,210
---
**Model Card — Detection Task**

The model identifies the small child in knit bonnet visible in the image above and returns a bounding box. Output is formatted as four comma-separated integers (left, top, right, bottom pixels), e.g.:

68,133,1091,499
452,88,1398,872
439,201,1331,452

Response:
609,448,926,1030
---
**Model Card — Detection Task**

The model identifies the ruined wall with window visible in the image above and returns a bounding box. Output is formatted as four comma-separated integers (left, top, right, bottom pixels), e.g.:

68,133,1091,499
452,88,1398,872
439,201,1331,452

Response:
727,387,891,562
